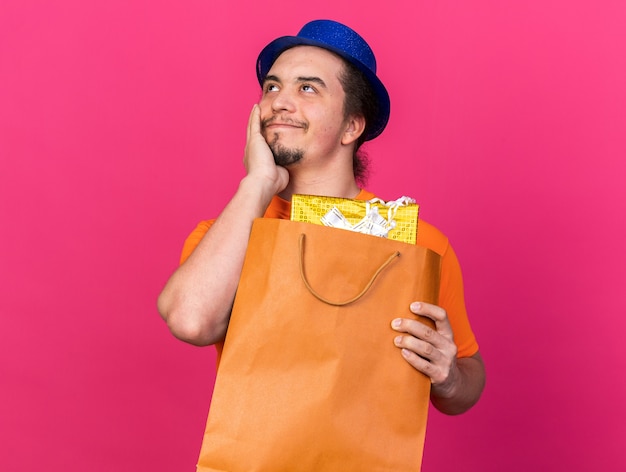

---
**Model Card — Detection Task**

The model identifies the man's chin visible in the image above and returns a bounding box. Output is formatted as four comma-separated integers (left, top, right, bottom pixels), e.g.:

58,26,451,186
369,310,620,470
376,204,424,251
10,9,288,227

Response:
274,159,303,169
271,146,304,167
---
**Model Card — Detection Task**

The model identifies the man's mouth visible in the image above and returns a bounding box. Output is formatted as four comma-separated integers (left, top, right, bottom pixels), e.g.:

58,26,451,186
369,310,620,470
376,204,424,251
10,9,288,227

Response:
262,117,308,131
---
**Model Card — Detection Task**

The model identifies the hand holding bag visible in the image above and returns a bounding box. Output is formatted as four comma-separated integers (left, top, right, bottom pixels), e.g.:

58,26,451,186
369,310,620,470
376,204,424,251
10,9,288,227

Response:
197,218,441,472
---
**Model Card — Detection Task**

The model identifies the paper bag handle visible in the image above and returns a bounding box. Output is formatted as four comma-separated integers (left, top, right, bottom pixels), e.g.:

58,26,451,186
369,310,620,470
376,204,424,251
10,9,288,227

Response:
298,233,400,306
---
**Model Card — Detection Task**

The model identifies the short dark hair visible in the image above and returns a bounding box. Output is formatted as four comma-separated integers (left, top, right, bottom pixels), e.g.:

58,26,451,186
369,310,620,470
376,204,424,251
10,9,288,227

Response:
338,60,379,185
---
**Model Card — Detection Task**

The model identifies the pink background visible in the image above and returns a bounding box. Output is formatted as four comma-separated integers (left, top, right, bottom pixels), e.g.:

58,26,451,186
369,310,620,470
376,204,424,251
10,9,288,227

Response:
1,1,625,470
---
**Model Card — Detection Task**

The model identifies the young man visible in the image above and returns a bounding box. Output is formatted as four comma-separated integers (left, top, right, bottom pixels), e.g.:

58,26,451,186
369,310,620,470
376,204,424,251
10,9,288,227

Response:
158,20,485,416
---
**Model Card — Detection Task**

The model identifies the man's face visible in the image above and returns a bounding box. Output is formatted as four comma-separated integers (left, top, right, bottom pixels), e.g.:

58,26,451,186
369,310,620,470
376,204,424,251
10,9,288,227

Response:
259,46,350,167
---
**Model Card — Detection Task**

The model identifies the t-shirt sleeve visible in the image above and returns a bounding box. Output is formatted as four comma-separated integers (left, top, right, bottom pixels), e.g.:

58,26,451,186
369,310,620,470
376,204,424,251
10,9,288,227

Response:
179,220,216,265
438,241,479,358
416,220,479,358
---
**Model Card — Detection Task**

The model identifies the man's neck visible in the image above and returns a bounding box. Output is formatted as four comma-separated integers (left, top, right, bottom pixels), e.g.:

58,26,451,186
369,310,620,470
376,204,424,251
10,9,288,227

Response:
277,144,362,200
278,170,360,201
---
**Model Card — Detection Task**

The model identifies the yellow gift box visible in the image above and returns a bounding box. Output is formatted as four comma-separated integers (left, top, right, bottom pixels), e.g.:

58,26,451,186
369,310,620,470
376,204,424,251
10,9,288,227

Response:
291,194,419,245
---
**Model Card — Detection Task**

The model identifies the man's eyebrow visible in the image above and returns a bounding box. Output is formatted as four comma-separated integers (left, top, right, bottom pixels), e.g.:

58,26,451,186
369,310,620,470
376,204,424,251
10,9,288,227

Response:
262,75,327,89
296,76,327,88
263,74,281,85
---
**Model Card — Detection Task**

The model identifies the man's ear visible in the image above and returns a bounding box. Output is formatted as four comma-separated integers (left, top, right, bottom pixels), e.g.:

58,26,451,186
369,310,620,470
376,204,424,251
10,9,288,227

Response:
342,115,366,145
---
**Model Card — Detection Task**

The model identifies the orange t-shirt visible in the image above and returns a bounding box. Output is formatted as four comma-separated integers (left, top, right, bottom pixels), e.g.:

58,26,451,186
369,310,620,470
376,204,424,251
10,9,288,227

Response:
180,189,479,358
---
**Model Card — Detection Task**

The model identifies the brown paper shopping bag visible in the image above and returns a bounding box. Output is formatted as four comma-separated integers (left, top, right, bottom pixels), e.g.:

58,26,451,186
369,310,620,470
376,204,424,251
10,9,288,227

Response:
197,218,441,472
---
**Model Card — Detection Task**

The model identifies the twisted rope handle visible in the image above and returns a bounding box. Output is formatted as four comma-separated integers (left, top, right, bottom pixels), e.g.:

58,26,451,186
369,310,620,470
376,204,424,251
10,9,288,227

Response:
298,233,400,306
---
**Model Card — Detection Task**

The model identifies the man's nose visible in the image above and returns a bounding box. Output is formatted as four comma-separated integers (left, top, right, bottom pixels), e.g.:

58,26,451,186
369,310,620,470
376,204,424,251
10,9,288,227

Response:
270,88,296,113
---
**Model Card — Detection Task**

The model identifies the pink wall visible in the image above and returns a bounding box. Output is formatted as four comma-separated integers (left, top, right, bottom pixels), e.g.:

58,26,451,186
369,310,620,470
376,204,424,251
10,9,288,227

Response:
1,1,624,470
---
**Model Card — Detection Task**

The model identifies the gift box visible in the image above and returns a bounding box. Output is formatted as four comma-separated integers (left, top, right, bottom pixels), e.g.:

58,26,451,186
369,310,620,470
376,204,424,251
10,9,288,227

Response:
291,194,419,244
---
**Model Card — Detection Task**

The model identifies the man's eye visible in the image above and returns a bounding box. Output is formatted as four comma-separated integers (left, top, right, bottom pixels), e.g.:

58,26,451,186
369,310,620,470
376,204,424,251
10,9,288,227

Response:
301,84,315,93
265,84,279,92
